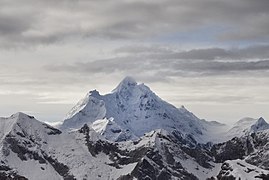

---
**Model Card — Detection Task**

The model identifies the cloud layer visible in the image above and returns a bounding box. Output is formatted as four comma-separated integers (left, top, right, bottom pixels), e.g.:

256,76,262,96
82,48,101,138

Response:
1,0,269,47
45,45,269,83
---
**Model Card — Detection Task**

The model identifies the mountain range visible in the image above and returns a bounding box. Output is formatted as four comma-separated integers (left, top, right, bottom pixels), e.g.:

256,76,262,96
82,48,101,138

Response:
0,77,269,180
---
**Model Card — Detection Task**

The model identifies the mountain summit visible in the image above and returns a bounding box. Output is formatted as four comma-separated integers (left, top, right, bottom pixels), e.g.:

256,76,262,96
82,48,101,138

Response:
250,117,269,132
112,76,138,93
60,77,223,143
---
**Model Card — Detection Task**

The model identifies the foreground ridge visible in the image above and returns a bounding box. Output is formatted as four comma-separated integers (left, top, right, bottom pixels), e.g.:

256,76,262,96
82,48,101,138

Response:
1,112,269,179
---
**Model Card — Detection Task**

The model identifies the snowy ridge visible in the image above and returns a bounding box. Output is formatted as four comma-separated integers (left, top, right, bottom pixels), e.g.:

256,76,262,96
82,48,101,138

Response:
61,90,106,130
0,113,141,179
0,112,59,143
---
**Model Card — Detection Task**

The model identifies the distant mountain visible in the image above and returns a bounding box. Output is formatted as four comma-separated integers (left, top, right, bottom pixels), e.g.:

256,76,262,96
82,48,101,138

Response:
226,117,269,139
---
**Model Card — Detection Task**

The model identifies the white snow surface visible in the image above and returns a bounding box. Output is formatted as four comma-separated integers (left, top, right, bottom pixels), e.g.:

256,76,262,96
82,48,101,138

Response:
179,158,222,180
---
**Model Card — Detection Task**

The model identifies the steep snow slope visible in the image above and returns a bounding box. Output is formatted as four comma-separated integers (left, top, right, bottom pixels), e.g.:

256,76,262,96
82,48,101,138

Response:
61,77,223,143
61,90,106,131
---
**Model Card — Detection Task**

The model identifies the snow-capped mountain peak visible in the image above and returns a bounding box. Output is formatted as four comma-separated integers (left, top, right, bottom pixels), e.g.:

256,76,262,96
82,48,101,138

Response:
112,76,138,93
226,117,269,139
250,117,269,132
60,77,224,143
61,92,106,130
0,112,37,141
65,90,104,119
0,112,62,141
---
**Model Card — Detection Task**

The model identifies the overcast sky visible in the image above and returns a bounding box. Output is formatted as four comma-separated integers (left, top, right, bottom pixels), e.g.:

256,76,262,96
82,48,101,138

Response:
1,0,269,124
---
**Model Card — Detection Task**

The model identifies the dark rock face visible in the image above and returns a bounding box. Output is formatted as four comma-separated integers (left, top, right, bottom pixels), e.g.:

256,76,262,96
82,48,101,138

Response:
0,172,28,180
79,124,149,167
170,130,213,168
181,145,213,168
211,137,248,163
4,134,46,163
255,173,269,180
44,124,62,135
245,132,269,170
128,149,198,180
0,164,28,180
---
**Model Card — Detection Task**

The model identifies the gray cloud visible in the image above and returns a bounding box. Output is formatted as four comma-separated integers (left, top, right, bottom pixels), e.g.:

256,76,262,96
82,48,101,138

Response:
44,45,269,83
45,59,269,82
116,45,269,60
1,0,269,47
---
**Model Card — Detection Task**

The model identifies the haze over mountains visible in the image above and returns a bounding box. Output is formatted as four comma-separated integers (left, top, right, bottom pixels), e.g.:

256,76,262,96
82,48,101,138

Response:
0,77,269,179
